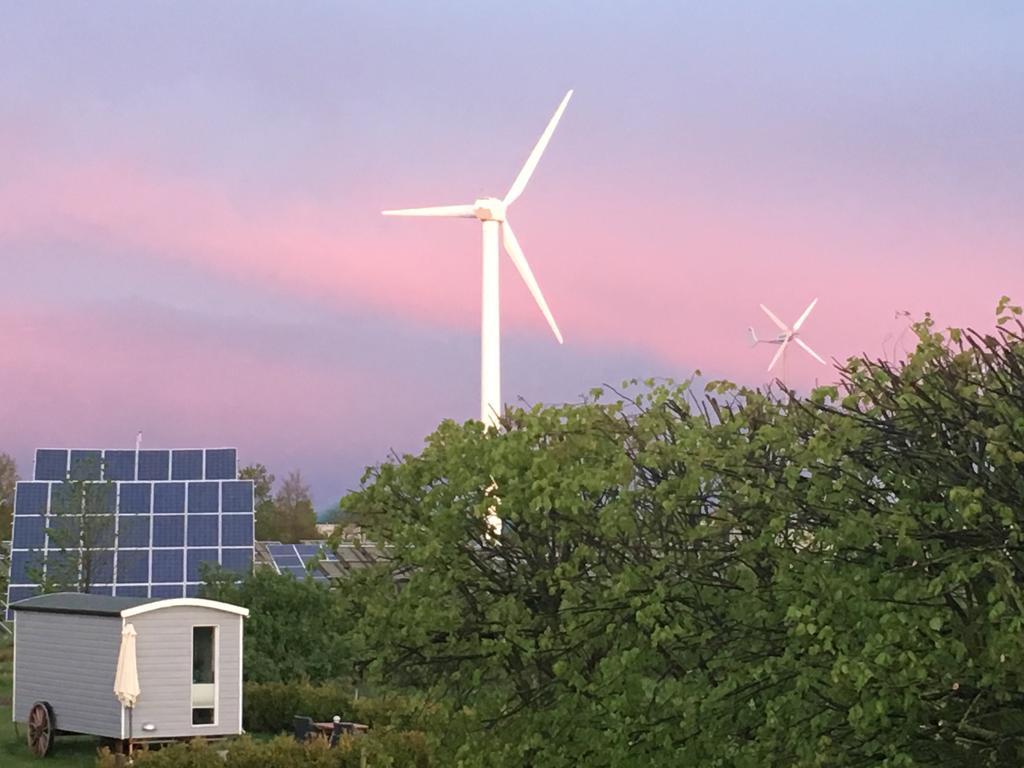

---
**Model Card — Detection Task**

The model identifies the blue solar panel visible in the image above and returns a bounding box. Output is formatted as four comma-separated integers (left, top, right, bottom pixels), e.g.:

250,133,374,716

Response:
187,549,218,581
46,549,80,583
205,449,236,480
222,481,253,513
49,483,77,517
116,585,149,597
172,450,204,480
8,447,254,616
9,551,42,582
14,483,48,516
35,449,67,481
120,483,151,515
70,450,103,480
91,550,116,583
138,450,170,481
87,584,113,596
13,516,45,548
104,450,136,481
117,551,149,583
187,515,219,547
48,515,82,546
90,517,117,549
153,483,185,514
151,584,183,598
153,515,185,547
85,484,117,515
266,542,335,579
185,584,201,597
119,516,151,547
152,549,184,581
221,548,252,574
221,515,253,546
188,482,219,514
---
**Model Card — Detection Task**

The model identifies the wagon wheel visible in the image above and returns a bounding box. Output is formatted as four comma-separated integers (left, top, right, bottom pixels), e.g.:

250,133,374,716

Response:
27,701,56,757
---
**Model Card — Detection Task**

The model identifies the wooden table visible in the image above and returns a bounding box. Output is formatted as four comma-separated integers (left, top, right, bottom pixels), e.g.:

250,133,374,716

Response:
315,721,369,735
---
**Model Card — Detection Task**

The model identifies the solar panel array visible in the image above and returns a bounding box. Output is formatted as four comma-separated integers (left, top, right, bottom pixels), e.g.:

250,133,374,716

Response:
263,541,337,582
7,448,254,614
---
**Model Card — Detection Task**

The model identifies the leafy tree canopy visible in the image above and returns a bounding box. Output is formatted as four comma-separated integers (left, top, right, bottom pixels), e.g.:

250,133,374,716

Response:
0,453,17,542
202,566,374,683
342,299,1024,767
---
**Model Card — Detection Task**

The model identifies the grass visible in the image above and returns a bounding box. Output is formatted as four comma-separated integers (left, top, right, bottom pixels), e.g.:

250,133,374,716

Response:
0,632,101,767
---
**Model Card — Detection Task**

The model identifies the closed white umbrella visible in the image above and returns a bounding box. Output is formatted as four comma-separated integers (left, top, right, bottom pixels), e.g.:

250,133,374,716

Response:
114,623,141,744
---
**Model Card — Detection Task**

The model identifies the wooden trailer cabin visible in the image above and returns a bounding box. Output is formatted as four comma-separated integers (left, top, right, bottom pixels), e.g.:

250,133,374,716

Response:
10,592,249,755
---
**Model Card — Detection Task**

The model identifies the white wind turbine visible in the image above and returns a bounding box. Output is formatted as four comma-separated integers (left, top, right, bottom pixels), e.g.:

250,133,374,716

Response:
382,90,572,429
748,298,827,373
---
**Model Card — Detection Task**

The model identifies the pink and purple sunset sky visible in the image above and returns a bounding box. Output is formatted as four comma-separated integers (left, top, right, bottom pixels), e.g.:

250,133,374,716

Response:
1,3,1021,508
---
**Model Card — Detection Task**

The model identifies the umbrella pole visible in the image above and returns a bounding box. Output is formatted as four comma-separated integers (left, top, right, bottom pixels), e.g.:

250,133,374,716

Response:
128,705,133,758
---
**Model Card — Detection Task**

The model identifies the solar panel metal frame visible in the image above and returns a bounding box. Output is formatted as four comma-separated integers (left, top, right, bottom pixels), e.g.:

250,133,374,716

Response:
6,447,252,615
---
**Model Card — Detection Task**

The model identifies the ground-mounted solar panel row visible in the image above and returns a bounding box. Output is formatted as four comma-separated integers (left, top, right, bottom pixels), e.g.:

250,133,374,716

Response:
5,448,254,615
262,541,340,581
254,540,390,582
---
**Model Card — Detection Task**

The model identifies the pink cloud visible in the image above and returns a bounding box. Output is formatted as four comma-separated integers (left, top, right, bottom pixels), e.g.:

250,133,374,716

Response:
2,134,1021,394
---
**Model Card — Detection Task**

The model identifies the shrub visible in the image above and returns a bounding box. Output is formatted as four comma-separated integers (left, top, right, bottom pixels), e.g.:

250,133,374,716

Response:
200,568,360,684
97,739,224,768
244,681,353,734
95,733,429,768
244,681,438,736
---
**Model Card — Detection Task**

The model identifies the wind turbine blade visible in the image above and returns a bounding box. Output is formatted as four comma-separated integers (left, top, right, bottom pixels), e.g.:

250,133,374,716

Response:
793,297,818,331
381,204,476,218
504,90,573,206
768,339,789,372
501,221,563,344
795,337,827,365
760,304,789,333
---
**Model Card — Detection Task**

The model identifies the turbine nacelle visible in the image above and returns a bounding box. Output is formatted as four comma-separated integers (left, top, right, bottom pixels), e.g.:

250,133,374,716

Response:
473,198,506,222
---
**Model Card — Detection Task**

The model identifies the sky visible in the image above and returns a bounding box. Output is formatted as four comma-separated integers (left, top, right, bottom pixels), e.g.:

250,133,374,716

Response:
1,3,1022,508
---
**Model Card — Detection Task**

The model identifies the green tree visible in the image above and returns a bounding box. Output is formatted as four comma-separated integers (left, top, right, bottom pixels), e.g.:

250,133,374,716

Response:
201,566,367,683
0,453,17,542
341,300,1024,767
39,456,117,592
274,469,318,543
241,463,278,541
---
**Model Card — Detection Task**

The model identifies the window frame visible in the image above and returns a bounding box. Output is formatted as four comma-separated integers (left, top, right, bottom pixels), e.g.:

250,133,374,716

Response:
189,624,219,727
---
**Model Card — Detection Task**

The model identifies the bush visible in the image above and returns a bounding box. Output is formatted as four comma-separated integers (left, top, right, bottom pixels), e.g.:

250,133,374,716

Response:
244,681,353,734
244,682,438,736
97,739,224,768
200,568,361,684
95,733,430,768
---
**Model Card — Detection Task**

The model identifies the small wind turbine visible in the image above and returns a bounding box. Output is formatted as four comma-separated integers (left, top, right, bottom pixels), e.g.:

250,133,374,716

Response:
382,90,572,429
748,298,827,373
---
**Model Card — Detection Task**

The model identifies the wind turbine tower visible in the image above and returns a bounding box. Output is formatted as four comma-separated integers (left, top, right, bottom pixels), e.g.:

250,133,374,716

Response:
382,91,572,429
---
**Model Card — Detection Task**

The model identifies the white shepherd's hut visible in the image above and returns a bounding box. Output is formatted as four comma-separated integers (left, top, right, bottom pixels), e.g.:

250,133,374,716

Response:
11,592,248,756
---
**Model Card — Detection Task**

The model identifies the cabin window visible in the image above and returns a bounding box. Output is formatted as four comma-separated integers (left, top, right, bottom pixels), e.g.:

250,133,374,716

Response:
191,626,217,725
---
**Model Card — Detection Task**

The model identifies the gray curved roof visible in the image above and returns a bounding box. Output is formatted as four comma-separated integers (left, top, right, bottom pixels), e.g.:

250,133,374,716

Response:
10,592,155,617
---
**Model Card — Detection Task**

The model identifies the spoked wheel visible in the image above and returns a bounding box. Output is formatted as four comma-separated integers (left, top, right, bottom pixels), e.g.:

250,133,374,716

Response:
27,701,56,757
